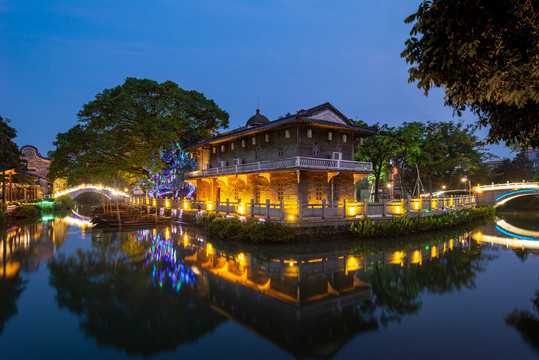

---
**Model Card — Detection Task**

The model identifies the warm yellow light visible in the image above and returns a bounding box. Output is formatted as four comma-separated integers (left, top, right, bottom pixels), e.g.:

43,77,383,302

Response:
288,215,295,221
348,206,356,216
207,243,214,255
152,199,156,206
238,204,245,215
165,228,170,240
207,202,212,211
414,202,419,209
183,233,189,245
442,185,446,189
124,188,128,192
387,184,391,188
165,199,170,208
395,205,401,214
183,201,189,210
237,252,244,261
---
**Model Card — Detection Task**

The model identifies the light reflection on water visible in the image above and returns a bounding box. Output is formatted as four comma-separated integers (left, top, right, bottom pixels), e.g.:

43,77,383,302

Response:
0,211,538,359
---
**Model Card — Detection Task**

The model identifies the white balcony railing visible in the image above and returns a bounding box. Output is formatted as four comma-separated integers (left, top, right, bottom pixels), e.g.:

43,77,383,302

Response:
185,156,372,178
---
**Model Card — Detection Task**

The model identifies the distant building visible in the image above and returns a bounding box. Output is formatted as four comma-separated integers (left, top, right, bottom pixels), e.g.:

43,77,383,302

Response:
20,145,52,197
184,102,375,205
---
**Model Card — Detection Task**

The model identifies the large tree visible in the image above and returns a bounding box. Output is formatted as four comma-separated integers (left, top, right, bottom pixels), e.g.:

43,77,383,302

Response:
48,78,229,186
402,0,539,148
0,116,23,203
355,123,398,202
393,121,488,194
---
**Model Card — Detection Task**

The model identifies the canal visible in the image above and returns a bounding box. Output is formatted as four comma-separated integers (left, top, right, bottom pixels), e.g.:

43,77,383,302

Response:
1,208,538,359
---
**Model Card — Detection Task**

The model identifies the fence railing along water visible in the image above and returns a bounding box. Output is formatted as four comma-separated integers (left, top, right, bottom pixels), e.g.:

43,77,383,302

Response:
129,195,476,222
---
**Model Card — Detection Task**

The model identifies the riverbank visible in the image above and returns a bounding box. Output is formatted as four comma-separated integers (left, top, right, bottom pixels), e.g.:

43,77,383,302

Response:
194,205,495,243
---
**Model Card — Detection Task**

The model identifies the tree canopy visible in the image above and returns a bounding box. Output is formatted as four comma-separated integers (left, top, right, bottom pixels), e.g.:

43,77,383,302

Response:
356,120,488,200
0,115,23,170
48,78,229,185
402,0,539,148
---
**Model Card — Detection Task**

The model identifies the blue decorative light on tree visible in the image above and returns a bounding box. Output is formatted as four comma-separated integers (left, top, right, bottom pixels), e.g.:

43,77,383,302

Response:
144,142,196,198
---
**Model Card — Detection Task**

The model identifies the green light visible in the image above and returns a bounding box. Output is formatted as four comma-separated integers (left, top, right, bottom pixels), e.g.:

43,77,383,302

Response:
425,245,429,250
39,200,55,208
425,209,430,213
41,215,55,222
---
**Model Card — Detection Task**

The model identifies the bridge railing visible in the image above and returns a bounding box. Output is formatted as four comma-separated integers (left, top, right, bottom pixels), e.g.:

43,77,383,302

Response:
474,181,539,192
128,194,476,221
53,184,130,198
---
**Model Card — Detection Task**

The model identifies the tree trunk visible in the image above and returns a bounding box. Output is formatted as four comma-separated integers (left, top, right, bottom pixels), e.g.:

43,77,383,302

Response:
374,173,381,203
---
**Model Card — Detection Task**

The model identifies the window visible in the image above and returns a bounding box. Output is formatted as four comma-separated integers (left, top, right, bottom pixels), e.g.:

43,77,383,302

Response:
255,146,261,161
212,147,216,154
342,134,347,143
221,144,226,152
265,134,270,143
307,129,312,138
278,145,284,158
285,129,290,139
252,137,257,145
312,142,320,156
328,131,333,141
277,183,284,200
231,142,235,150
241,139,246,148
254,186,261,203
234,185,239,200
316,183,323,201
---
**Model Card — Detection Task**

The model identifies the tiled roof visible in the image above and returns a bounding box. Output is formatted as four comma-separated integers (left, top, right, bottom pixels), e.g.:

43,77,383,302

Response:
184,102,376,150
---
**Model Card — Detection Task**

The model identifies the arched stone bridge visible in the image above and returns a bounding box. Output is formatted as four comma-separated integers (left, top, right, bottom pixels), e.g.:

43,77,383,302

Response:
53,184,130,200
473,182,539,207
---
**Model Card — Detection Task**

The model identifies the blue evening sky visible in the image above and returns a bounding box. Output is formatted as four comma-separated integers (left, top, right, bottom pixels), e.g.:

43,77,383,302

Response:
0,0,512,158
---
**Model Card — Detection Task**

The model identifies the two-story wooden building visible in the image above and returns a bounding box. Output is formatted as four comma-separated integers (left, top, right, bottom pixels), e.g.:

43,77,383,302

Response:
183,102,375,207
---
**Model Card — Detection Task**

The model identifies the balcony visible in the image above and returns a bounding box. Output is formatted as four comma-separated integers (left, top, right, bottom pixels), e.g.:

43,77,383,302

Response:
185,156,372,178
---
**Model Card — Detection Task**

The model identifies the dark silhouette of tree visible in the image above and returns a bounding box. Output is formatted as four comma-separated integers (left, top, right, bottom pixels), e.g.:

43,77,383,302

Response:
402,0,539,148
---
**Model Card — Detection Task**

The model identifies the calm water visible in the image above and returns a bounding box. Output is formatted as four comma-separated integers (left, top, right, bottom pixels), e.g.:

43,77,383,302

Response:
1,209,538,359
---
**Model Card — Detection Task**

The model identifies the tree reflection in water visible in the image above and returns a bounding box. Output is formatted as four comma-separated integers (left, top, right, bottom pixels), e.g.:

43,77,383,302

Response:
0,231,27,335
48,231,225,357
357,240,495,326
506,289,539,353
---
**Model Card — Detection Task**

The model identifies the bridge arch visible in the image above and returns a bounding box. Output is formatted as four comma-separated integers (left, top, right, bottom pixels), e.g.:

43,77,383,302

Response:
473,182,539,207
53,184,130,200
493,188,539,207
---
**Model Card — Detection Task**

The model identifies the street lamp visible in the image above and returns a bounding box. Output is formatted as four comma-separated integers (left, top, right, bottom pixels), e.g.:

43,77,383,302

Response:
387,183,393,200
442,185,446,190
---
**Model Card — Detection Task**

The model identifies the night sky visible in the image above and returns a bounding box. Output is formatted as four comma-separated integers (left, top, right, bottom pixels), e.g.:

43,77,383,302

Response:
0,0,512,158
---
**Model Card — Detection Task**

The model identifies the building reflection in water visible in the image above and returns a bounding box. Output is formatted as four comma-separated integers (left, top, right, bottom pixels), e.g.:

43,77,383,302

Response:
3,215,517,358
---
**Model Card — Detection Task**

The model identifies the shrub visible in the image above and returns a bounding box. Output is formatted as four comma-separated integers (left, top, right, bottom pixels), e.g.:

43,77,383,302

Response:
54,195,76,210
350,205,495,238
12,204,41,218
200,214,293,243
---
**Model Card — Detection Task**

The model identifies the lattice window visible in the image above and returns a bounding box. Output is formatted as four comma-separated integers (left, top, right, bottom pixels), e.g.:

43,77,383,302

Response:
277,183,284,200
316,183,322,201
234,185,239,200
278,145,284,158
312,142,320,156
255,186,261,203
